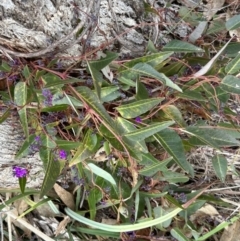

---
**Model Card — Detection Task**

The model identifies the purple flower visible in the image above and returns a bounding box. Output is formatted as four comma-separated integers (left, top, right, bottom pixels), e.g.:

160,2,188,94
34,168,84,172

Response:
42,88,53,106
12,166,28,178
135,116,142,123
59,150,67,159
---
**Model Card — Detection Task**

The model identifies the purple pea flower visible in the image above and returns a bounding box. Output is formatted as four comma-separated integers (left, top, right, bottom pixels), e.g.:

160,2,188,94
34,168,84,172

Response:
13,166,28,178
135,116,142,123
59,150,67,159
42,88,53,106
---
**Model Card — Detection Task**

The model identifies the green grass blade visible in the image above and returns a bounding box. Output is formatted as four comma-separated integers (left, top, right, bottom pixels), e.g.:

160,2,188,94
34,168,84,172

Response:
65,207,182,232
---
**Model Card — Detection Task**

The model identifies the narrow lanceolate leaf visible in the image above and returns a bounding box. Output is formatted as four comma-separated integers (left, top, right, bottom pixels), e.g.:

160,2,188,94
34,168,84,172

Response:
185,126,240,148
225,54,240,74
132,63,182,92
116,98,163,118
40,155,65,198
171,228,191,241
162,105,186,127
154,129,194,177
162,171,189,183
14,82,29,137
0,108,10,124
73,86,114,126
212,155,227,183
87,61,103,99
162,40,204,53
86,163,116,186
220,75,240,94
88,51,118,71
69,144,93,166
125,121,175,141
65,207,182,232
120,52,174,69
41,135,57,149
226,14,240,31
139,157,172,177
19,177,27,194
116,117,148,153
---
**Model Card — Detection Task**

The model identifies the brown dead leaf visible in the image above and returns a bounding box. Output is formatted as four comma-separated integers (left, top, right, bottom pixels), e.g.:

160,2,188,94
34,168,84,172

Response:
203,0,225,20
54,216,71,236
14,199,28,215
220,220,240,241
101,218,118,225
53,183,75,210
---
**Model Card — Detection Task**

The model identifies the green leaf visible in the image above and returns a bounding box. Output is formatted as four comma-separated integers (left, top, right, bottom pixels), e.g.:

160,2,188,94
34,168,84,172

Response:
88,186,101,220
212,155,227,183
220,75,240,94
139,157,172,176
86,163,116,186
69,144,93,166
118,76,136,87
41,135,57,149
45,77,84,88
42,73,64,88
22,65,31,79
225,54,240,74
125,121,175,141
177,90,207,102
116,117,148,153
171,228,191,241
154,129,194,177
154,206,172,229
217,123,240,138
84,130,98,151
41,104,69,112
131,63,182,92
146,39,158,53
15,134,36,158
136,80,149,100
39,148,51,170
65,207,183,232
87,61,103,99
162,171,189,183
88,51,118,71
162,105,186,127
0,108,10,124
100,86,121,103
55,140,81,151
40,155,65,198
14,82,29,137
121,52,173,69
19,177,27,194
162,40,204,53
226,14,240,31
75,86,114,126
185,126,240,148
0,61,11,72
52,94,83,107
116,98,163,118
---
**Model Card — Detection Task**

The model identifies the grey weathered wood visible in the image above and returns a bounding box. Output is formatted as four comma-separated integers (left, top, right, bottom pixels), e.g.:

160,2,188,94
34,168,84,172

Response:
0,112,44,189
0,0,149,61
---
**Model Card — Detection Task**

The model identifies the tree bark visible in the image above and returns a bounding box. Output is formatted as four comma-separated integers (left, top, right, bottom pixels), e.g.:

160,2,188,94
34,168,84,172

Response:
0,110,44,189
0,0,150,62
